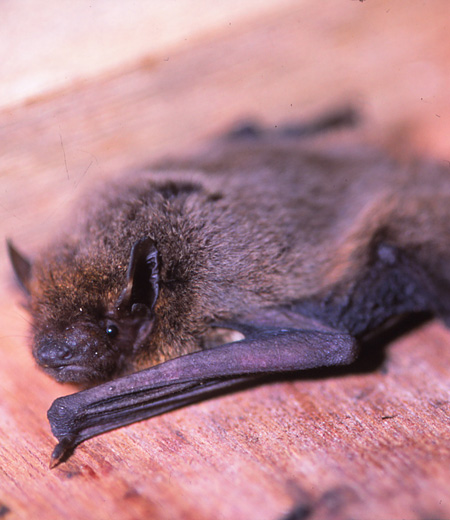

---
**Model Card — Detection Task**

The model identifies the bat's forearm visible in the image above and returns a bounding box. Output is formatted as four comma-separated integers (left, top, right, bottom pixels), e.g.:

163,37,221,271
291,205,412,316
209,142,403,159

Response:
48,328,357,466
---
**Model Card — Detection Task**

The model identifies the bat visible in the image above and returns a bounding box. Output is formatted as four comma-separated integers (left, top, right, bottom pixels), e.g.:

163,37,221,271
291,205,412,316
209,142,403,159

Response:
7,107,450,467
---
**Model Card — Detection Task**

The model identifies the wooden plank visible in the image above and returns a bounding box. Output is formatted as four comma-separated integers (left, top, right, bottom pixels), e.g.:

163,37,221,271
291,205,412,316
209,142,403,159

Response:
0,0,296,109
1,2,450,519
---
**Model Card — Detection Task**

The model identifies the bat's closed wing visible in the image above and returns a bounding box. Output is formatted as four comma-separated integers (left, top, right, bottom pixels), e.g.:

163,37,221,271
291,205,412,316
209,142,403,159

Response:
48,309,357,466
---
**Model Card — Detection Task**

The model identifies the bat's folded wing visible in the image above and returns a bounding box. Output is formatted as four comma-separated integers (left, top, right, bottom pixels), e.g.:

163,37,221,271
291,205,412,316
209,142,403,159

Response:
47,310,358,466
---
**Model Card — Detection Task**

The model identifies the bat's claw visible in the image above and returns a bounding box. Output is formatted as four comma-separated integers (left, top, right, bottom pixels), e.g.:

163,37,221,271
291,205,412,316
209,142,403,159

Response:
49,435,77,469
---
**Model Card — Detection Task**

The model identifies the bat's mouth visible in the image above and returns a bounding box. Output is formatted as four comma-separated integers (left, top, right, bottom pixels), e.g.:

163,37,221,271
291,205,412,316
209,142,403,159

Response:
44,364,109,385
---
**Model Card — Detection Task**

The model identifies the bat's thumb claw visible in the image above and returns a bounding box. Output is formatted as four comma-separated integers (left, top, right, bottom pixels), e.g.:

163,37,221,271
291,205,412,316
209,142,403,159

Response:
49,435,77,469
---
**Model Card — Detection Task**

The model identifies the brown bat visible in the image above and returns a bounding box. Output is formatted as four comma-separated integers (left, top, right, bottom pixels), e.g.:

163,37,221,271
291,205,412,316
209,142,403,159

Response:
7,108,450,467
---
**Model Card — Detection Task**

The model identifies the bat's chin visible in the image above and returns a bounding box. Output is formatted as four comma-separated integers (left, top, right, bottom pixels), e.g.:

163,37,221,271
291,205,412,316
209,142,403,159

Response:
43,364,110,385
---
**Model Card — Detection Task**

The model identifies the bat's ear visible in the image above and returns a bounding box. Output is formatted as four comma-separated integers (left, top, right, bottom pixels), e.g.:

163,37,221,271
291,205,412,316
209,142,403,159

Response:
115,237,159,315
6,240,32,295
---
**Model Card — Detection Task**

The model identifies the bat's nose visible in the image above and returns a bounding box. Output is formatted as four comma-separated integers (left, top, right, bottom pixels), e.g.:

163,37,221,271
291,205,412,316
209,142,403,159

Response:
35,341,73,368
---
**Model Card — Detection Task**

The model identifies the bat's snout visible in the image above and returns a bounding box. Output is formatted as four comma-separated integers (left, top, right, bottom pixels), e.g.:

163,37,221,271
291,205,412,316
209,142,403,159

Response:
33,322,119,384
35,339,73,368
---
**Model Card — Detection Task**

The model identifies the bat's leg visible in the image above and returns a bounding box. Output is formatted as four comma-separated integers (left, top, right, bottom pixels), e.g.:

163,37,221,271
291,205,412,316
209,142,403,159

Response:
224,106,358,141
278,106,359,138
47,327,357,466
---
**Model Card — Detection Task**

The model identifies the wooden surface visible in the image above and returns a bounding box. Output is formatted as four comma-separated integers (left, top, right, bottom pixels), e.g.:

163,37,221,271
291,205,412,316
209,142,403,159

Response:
1,2,450,519
0,0,296,110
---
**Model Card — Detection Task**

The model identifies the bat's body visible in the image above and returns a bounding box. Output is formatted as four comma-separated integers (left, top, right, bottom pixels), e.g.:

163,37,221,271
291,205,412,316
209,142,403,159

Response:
8,110,450,465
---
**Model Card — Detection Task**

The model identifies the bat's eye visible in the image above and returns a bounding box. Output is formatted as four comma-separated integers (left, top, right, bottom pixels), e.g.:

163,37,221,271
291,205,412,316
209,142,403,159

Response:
105,322,119,339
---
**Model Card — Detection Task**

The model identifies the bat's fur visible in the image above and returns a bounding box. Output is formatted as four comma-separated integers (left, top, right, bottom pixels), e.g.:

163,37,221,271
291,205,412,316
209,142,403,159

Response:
11,117,450,387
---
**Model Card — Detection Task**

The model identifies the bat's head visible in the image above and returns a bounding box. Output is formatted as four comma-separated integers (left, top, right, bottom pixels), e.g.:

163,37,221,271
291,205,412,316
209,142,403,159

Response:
7,237,159,385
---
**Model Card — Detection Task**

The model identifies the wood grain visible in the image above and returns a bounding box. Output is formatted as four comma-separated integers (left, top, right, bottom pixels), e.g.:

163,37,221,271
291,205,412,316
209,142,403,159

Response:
1,2,450,519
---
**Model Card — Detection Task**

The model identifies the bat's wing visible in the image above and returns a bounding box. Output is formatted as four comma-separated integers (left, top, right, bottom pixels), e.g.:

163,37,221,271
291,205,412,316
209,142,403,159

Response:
47,309,358,466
